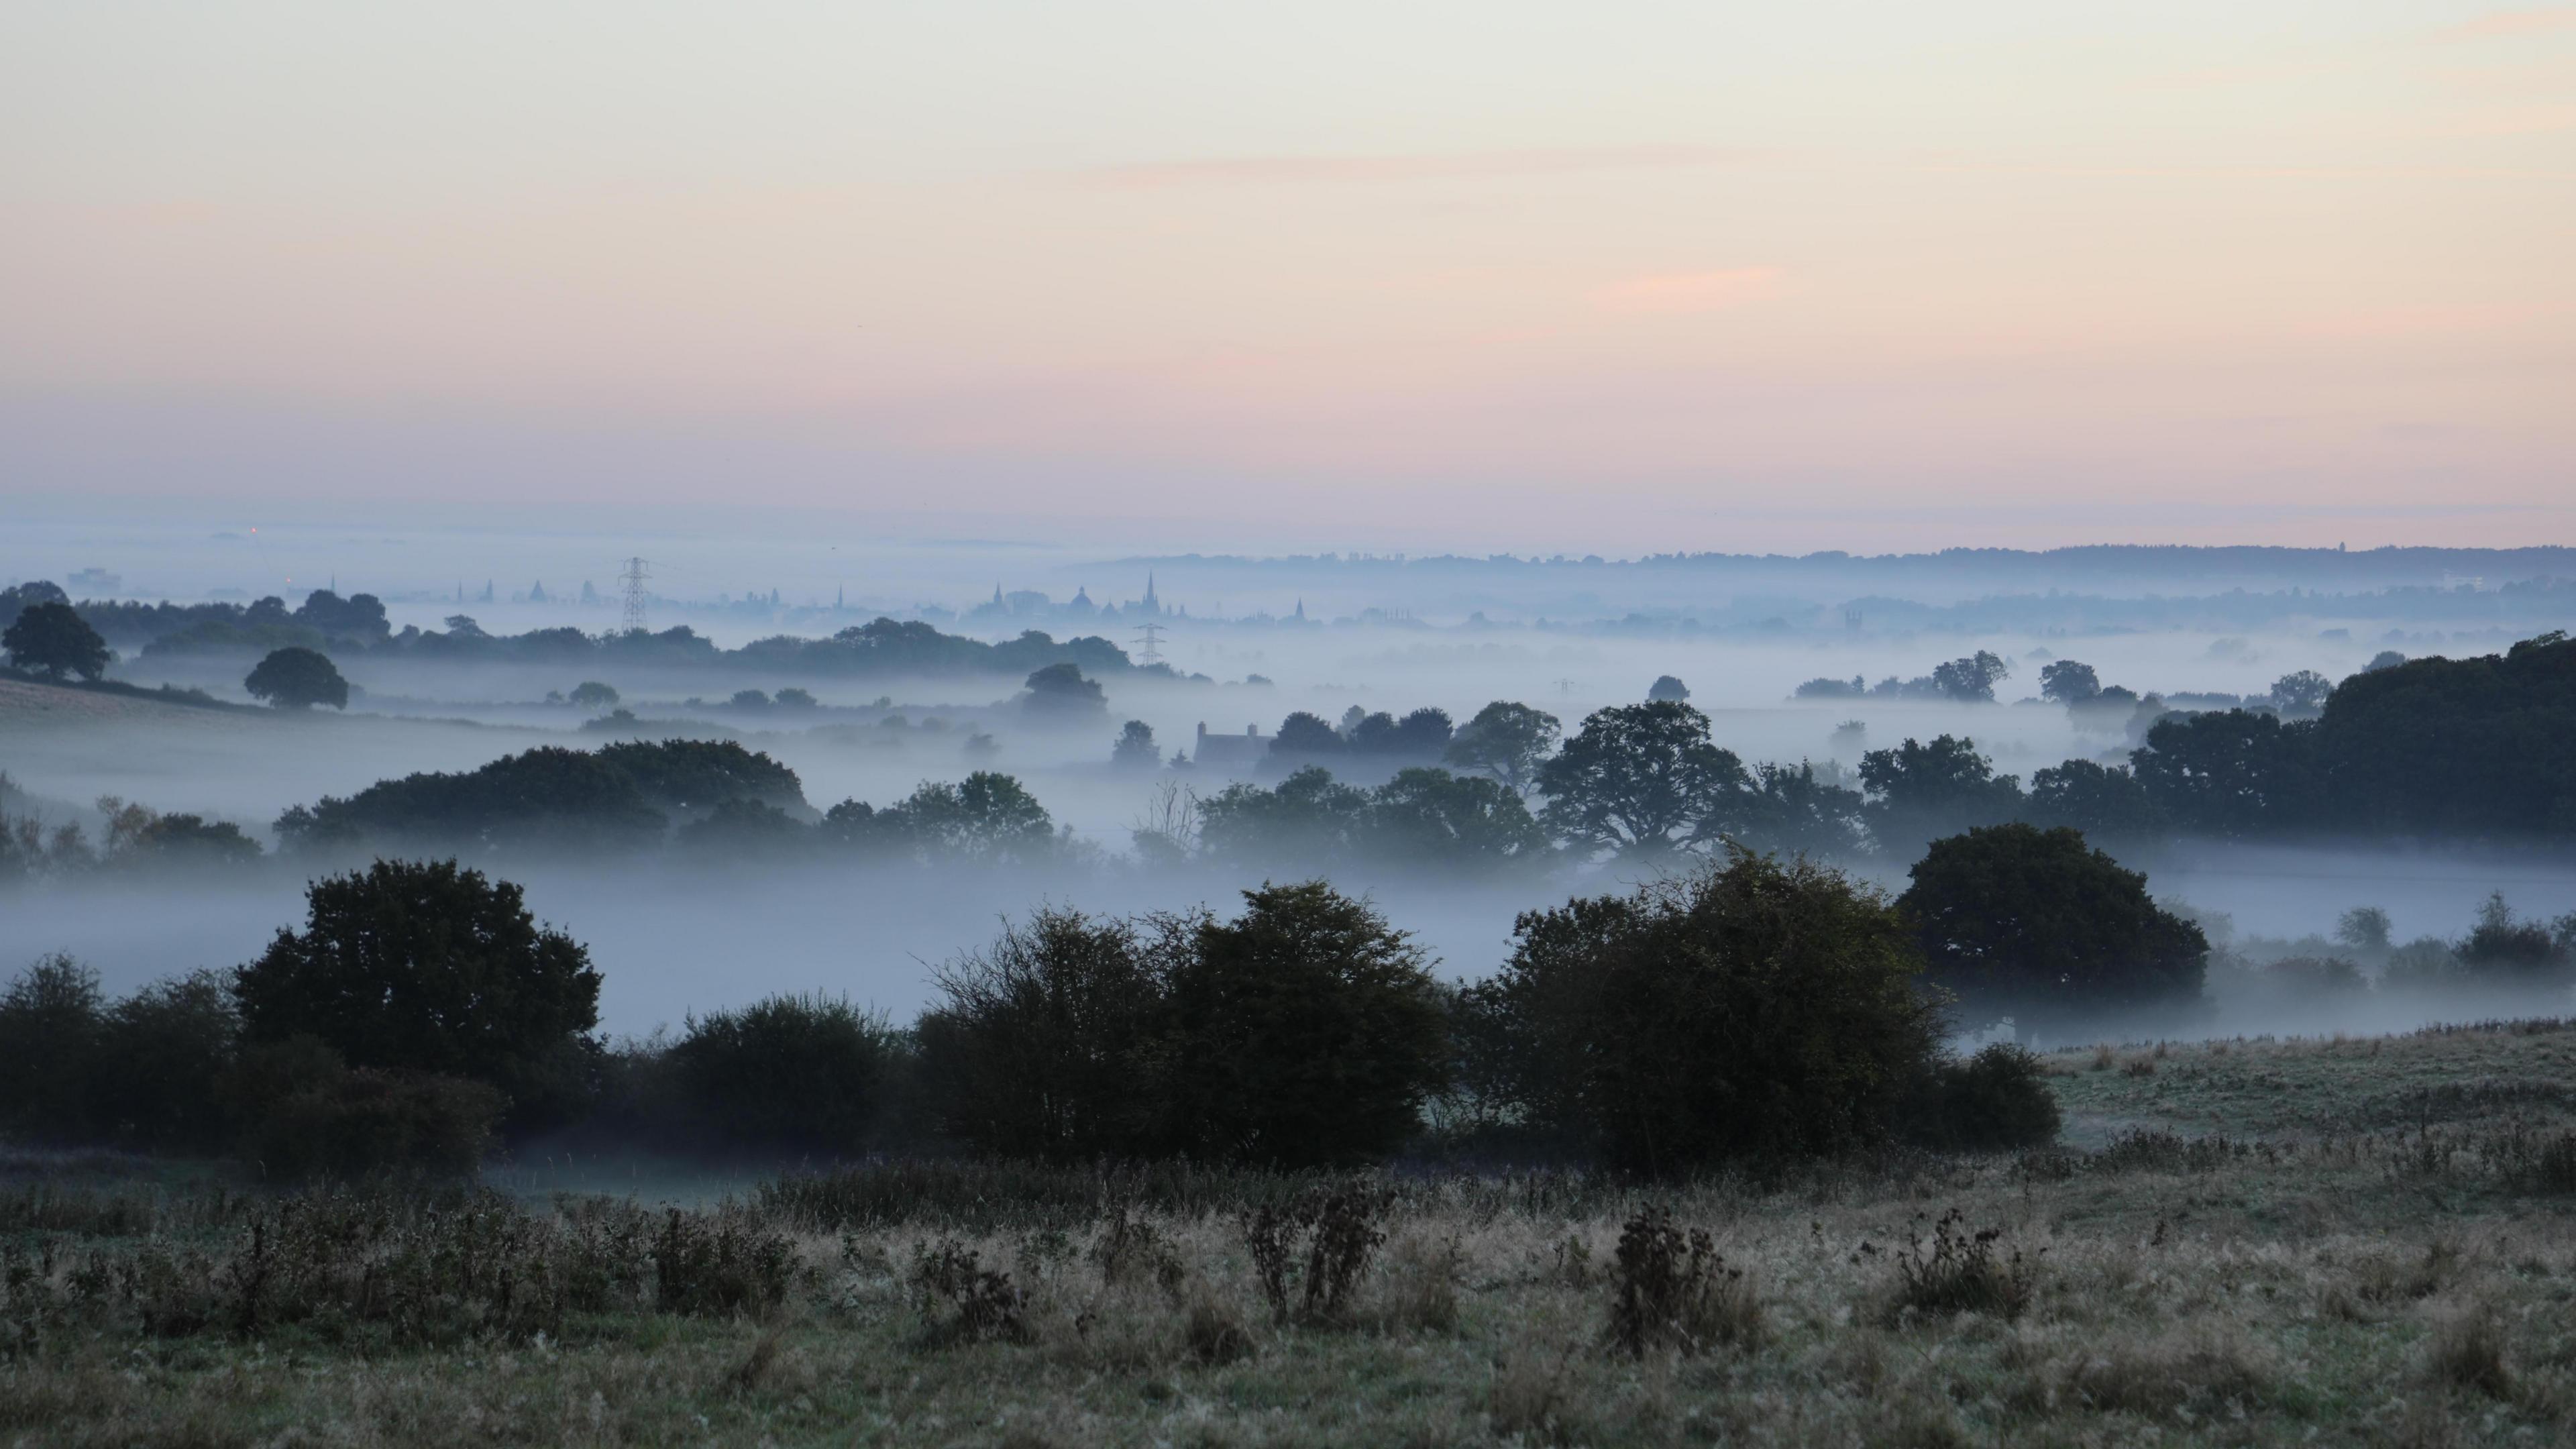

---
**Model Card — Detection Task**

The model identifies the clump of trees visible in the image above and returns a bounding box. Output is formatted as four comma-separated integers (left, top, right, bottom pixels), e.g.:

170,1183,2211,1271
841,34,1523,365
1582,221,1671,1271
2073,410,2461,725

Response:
917,883,1453,1167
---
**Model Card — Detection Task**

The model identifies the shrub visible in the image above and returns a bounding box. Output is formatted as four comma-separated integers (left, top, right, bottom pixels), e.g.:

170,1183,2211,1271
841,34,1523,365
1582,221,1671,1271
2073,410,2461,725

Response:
89,970,239,1151
1607,1207,1761,1356
916,909,1177,1161
233,1043,504,1181
911,1238,1029,1344
233,859,602,1131
0,954,105,1142
666,994,894,1155
1896,1042,2063,1151
651,1207,798,1317
1474,847,1943,1173
1884,1208,2036,1323
1242,1184,1389,1324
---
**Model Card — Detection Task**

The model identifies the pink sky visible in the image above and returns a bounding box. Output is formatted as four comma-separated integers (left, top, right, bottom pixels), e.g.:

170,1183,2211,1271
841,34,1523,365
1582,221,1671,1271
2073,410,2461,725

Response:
3,1,2571,552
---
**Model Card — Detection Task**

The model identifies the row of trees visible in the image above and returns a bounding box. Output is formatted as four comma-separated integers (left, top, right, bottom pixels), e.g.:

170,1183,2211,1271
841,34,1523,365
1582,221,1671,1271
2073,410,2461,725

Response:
19,832,2174,1175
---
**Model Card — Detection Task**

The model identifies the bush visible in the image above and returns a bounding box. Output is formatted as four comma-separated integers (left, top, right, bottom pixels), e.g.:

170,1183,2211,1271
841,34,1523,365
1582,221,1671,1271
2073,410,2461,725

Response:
665,994,894,1155
89,971,239,1150
229,1038,503,1180
1474,847,1943,1173
1896,1043,2062,1151
0,954,105,1142
233,859,602,1132
922,885,1449,1168
1608,1206,1760,1356
916,909,1175,1161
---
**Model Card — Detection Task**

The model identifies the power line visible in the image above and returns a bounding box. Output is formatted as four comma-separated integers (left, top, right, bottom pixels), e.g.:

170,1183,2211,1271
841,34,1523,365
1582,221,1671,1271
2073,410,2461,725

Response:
1131,620,1167,665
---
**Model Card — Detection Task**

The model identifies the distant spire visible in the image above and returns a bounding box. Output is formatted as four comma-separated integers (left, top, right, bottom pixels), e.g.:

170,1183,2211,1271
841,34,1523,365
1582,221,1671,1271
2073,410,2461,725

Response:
1143,571,1159,612
836,584,845,608
1293,598,1305,621
993,581,1004,606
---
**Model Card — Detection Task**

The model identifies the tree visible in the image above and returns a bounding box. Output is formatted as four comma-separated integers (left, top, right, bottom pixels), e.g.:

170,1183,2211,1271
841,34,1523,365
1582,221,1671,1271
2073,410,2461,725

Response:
674,798,812,859
0,954,105,1142
3,600,112,682
2269,669,2332,716
2308,633,2575,836
1899,823,2208,1033
1021,661,1106,717
233,859,603,1126
1197,766,1370,865
569,680,620,709
773,686,817,710
2456,892,2573,980
2027,759,2156,839
2335,905,2393,953
1646,674,1690,703
2130,709,2317,837
2038,659,2101,705
729,688,771,710
1366,767,1554,868
2364,650,2406,673
1929,651,2010,704
1159,883,1450,1166
1444,700,1562,794
1271,710,1345,756
1470,848,1943,1172
1536,701,1752,858
1736,761,1868,859
918,908,1179,1160
1113,720,1161,769
244,646,349,710
1391,707,1455,757
1858,735,2025,858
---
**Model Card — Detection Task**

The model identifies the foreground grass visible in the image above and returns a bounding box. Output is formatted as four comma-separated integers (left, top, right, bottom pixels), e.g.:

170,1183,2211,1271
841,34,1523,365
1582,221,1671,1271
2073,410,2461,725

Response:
9,1023,2576,1446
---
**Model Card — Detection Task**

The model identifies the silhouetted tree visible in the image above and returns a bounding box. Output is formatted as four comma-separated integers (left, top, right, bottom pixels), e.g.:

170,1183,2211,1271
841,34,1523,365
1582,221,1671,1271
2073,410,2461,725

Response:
668,994,894,1154
2269,669,2332,715
1536,701,1752,857
1444,700,1562,794
1858,735,2025,858
2130,709,2317,837
2037,659,2101,705
1646,674,1690,702
1271,710,1346,756
1929,651,2010,703
2027,759,2156,839
569,680,619,709
2335,905,2392,953
1021,661,1107,716
1112,719,1161,768
1197,765,1370,864
244,646,349,710
233,859,602,1128
1737,761,1868,859
1159,883,1450,1167
3,601,112,682
1367,767,1554,867
1900,823,2208,1033
1471,848,1943,1171
918,908,1178,1160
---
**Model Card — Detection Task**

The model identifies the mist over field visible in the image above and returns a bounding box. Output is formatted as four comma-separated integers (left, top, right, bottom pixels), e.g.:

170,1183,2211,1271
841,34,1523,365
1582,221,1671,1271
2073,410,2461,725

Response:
7,519,2573,1043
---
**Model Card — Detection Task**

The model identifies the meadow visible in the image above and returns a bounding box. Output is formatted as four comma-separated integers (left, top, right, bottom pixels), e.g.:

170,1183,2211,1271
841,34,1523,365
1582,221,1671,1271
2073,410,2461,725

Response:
7,1019,2575,1448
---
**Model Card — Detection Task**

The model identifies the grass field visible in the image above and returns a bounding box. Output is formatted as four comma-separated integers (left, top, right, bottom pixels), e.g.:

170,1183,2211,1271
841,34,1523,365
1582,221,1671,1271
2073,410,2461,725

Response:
7,1020,2576,1447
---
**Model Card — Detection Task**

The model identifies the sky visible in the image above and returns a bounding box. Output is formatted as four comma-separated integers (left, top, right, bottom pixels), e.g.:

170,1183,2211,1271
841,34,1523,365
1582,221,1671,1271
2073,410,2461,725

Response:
3,1,2572,554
